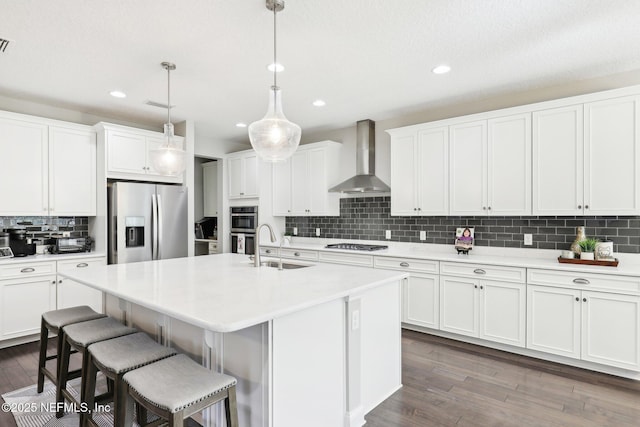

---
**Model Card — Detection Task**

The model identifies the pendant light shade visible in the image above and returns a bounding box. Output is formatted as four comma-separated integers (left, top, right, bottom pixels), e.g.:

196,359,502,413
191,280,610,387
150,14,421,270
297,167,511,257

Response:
248,0,301,162
149,62,187,176
249,86,301,162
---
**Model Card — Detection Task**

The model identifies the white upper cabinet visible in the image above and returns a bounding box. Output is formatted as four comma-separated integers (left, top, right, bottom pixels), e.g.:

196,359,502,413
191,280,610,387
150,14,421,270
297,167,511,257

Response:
584,96,640,215
0,116,48,215
202,161,219,217
98,122,184,184
450,114,531,216
49,126,96,216
389,126,449,216
228,150,258,199
0,112,96,216
533,96,640,216
532,105,584,215
449,120,487,215
272,141,341,216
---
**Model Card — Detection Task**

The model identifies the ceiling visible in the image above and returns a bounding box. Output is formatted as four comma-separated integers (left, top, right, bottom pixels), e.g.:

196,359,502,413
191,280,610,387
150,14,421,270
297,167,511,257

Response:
2,0,640,145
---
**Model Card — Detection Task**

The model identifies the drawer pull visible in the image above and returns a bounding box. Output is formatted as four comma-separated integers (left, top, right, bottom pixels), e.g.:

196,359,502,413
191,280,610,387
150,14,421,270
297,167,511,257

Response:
76,262,89,268
20,267,35,273
265,249,271,254
399,262,410,267
294,252,300,257
473,269,486,275
572,278,590,285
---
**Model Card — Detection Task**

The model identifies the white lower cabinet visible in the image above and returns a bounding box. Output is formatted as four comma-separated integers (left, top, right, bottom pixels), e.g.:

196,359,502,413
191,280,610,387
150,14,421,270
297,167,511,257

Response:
403,274,439,329
527,269,640,371
0,275,56,340
0,257,105,344
440,263,526,348
56,257,106,313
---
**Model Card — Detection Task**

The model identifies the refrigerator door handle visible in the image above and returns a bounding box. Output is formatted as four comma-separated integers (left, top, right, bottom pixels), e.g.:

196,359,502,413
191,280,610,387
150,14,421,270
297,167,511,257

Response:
156,193,163,260
152,193,159,260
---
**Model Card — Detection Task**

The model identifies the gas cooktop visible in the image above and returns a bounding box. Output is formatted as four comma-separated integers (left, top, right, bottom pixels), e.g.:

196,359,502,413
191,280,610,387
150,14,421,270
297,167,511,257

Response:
325,243,389,251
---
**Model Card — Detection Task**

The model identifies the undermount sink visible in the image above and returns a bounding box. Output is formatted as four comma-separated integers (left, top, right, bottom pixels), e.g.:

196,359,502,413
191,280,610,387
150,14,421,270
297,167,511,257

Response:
260,260,311,269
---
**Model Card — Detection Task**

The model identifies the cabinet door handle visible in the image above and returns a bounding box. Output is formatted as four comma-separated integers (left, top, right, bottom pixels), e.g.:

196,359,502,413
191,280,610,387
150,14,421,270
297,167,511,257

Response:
482,206,487,210
578,205,582,209
488,207,491,210
583,297,587,302
51,280,56,284
473,269,486,275
480,285,484,290
474,285,478,289
399,262,410,267
76,262,89,268
585,205,589,209
572,278,590,285
294,252,300,257
240,192,245,195
20,267,35,273
575,297,580,302
58,279,62,284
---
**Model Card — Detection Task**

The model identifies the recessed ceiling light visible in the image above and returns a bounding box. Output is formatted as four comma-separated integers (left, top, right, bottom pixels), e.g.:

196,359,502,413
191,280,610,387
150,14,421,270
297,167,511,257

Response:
312,99,326,107
432,65,451,75
235,122,247,128
267,63,284,72
109,90,127,98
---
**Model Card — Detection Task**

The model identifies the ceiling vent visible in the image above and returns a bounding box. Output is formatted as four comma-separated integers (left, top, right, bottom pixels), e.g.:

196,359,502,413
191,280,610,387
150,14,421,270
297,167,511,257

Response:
0,38,13,54
145,100,174,109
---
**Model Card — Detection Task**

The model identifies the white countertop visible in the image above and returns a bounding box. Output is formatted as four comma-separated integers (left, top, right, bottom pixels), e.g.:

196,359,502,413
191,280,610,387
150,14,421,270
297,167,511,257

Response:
0,251,106,264
58,253,408,333
266,238,640,277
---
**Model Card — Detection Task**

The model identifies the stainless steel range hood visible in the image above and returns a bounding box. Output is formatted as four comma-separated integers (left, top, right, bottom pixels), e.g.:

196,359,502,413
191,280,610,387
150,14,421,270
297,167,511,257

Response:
329,119,391,193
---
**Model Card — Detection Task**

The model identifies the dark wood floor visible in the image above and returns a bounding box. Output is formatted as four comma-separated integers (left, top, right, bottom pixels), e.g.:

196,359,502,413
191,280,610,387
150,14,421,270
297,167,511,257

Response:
365,330,640,426
2,331,640,427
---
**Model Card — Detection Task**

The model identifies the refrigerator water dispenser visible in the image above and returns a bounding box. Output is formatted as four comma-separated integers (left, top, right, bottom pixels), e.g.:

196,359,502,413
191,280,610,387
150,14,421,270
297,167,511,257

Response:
125,216,145,247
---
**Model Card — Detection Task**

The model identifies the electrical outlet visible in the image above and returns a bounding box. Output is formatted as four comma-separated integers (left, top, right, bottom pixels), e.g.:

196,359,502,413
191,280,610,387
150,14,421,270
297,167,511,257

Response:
524,233,533,246
293,227,298,236
419,230,426,241
385,230,391,240
315,228,320,237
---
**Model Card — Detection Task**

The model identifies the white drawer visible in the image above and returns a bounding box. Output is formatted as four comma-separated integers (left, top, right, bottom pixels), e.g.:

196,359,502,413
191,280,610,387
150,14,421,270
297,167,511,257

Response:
374,256,439,274
318,251,373,267
260,247,279,256
57,257,106,272
528,269,640,294
280,248,318,261
440,262,525,283
208,242,218,254
0,261,57,279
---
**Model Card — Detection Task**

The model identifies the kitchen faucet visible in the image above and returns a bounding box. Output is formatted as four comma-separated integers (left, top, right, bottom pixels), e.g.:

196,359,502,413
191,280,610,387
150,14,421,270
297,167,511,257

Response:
254,223,277,267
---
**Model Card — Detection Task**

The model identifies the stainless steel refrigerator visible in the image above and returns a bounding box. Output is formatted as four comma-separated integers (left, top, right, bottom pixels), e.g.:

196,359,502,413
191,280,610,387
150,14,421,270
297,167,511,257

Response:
108,181,188,264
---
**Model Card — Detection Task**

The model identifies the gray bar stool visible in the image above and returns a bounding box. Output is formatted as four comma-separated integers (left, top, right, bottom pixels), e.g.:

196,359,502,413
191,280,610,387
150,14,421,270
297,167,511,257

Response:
56,316,136,419
37,306,106,393
123,354,239,427
82,332,177,427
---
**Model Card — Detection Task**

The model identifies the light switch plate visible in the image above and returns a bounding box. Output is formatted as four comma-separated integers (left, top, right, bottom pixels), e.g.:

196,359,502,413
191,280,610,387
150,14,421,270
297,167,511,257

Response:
315,228,320,237
293,227,298,236
419,230,426,241
524,233,533,245
385,230,391,239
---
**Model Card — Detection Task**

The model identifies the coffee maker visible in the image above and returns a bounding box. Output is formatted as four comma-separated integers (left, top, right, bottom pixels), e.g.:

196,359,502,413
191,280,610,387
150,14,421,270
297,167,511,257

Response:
8,229,36,257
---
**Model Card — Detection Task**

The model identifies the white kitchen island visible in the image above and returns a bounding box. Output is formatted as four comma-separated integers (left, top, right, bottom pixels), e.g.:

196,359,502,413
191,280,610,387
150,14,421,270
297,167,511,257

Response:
58,253,408,427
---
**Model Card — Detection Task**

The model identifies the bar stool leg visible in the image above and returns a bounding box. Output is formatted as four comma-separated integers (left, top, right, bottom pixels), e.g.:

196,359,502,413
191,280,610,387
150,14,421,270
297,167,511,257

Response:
81,352,98,427
36,319,48,393
56,337,71,418
225,386,239,427
169,411,182,427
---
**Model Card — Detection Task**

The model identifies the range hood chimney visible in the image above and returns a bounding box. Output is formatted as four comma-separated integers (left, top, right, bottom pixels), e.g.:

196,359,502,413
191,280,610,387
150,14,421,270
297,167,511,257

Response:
329,119,390,193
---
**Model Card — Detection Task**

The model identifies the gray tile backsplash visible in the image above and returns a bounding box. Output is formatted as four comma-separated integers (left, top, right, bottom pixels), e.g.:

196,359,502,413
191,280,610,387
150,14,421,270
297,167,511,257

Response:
285,197,640,254
0,216,89,236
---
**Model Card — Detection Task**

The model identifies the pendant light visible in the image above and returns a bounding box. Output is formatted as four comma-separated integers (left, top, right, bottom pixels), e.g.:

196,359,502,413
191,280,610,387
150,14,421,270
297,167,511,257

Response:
149,61,187,176
248,0,301,162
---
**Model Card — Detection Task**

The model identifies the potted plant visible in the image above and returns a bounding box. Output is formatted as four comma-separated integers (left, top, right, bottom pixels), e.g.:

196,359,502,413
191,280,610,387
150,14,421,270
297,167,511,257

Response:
578,238,599,260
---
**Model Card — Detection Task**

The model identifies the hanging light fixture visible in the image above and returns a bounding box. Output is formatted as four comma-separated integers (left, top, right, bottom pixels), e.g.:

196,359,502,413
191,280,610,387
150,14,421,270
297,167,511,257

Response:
248,0,301,162
149,61,188,176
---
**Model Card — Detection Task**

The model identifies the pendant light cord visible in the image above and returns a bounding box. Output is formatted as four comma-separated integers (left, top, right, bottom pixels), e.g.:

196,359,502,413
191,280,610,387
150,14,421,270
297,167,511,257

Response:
167,65,172,126
273,4,277,90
